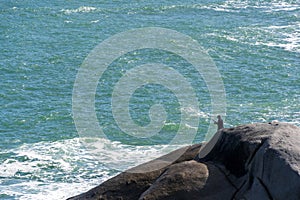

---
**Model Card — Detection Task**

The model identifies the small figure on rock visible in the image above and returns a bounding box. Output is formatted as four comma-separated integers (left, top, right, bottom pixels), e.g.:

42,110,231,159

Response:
213,115,224,130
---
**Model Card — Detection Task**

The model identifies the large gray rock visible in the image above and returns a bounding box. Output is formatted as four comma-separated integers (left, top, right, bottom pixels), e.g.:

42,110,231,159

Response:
139,161,236,200
67,144,202,200
197,122,300,199
68,122,300,200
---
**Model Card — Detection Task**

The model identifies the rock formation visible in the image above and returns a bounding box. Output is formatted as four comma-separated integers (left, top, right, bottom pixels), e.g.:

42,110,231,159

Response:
68,122,300,200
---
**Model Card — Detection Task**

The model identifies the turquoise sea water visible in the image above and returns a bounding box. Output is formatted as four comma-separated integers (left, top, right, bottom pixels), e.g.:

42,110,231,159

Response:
1,0,299,199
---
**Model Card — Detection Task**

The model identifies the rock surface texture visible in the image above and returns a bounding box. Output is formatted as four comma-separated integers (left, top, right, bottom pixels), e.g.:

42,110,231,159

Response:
68,122,300,200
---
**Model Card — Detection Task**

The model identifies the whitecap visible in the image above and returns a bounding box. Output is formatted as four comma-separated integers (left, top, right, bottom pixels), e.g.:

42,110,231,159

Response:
64,20,73,23
262,2,299,12
1,137,187,199
180,107,210,118
80,137,184,171
0,179,103,200
90,20,100,23
0,138,112,197
61,6,98,14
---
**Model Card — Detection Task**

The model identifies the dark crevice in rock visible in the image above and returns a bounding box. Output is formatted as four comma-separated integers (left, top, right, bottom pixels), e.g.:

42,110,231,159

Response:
245,139,267,169
211,163,246,200
231,180,247,200
256,177,274,200
213,162,239,190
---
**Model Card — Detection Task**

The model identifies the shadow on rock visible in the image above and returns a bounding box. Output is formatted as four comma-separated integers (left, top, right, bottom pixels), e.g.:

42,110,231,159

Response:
68,122,300,200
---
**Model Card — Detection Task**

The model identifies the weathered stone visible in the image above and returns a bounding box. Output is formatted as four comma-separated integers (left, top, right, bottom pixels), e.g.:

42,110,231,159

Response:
68,122,300,200
67,144,202,200
139,161,236,200
198,122,300,200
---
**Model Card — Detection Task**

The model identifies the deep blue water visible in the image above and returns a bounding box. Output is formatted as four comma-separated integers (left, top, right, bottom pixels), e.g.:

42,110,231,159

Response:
0,0,299,199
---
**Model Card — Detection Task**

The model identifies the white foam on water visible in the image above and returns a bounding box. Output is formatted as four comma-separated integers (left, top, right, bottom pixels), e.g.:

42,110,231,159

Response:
180,107,210,118
209,1,249,13
211,22,300,53
192,0,300,15
90,20,100,23
0,159,36,178
64,20,73,23
81,138,185,171
0,138,109,199
61,6,98,14
154,1,248,13
1,137,187,199
254,22,300,53
0,179,102,200
262,1,299,12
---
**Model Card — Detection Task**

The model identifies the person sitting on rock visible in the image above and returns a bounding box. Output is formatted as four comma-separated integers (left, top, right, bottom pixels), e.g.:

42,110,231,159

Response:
213,115,224,130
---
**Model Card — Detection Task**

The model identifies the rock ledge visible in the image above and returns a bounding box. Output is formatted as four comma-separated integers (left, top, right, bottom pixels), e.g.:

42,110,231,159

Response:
68,122,300,200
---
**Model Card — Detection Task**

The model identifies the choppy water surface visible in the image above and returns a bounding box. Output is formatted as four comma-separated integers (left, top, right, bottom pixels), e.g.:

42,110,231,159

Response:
0,0,299,199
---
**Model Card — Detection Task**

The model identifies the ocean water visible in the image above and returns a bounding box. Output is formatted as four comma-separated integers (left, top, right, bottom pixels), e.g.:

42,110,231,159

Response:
1,0,299,199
